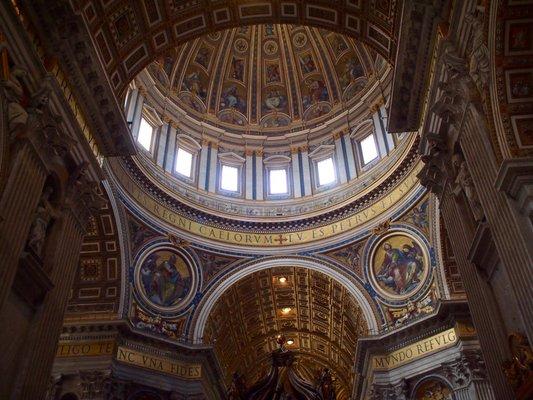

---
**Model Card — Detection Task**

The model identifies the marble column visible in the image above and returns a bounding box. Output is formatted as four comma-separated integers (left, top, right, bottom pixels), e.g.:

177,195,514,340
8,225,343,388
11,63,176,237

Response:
13,211,85,398
440,194,514,399
11,175,102,399
417,35,531,397
443,350,497,399
291,147,302,198
460,108,533,341
333,132,348,184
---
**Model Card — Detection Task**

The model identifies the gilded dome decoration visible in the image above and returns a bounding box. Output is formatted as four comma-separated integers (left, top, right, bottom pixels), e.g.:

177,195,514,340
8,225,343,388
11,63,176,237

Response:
147,24,375,134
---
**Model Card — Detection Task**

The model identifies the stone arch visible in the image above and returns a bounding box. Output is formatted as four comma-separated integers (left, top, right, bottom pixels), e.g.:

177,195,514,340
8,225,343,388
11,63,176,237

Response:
74,1,400,95
190,255,379,342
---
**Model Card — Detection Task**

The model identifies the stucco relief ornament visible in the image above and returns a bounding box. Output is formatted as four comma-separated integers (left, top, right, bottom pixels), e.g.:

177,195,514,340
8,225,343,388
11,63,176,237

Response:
418,132,448,196
442,355,472,389
368,379,408,400
439,41,484,113
452,153,485,222
42,114,77,158
432,43,470,127
78,370,110,399
0,64,29,134
465,8,490,97
66,163,106,216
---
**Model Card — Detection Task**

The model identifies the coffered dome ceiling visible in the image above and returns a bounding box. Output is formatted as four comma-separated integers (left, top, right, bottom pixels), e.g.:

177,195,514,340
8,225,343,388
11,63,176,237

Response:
146,24,379,134
113,23,420,252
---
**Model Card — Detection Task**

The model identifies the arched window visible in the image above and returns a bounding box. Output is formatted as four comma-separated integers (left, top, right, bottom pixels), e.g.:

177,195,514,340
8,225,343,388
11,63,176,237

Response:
218,152,245,195
173,135,201,182
175,147,193,178
221,165,239,192
317,157,336,186
263,155,291,198
359,134,379,165
269,168,288,194
309,144,337,191
137,117,154,151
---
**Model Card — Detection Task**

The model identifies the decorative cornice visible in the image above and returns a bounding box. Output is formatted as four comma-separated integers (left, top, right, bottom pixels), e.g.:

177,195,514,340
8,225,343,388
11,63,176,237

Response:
388,0,447,132
495,157,533,218
115,139,420,233
17,1,136,157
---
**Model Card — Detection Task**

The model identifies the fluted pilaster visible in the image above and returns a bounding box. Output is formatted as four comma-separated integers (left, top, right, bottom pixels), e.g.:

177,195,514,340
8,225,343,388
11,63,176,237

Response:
0,140,47,312
440,193,514,399
12,184,99,399
461,109,533,341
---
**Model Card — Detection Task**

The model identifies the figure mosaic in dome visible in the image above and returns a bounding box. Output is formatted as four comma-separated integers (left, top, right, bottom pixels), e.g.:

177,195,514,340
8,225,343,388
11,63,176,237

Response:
371,233,428,298
194,46,211,70
139,250,192,307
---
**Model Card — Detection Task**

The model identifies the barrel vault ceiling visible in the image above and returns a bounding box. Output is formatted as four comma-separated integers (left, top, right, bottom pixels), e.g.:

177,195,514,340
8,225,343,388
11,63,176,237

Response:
203,266,369,398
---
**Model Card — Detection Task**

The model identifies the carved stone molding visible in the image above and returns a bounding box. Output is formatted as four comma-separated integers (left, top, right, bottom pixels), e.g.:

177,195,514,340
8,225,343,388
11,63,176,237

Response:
44,374,63,400
63,163,106,233
369,379,408,400
442,349,487,389
78,369,111,400
495,158,533,220
442,358,472,389
467,222,498,281
388,0,446,132
17,1,135,157
463,349,488,381
464,8,489,101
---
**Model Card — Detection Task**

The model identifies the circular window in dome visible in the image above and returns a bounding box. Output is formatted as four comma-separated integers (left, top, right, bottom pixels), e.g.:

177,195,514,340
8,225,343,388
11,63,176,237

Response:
134,245,199,314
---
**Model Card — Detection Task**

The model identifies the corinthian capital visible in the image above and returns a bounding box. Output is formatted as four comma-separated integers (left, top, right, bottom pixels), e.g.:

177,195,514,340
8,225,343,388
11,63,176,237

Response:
64,163,106,231
369,379,408,400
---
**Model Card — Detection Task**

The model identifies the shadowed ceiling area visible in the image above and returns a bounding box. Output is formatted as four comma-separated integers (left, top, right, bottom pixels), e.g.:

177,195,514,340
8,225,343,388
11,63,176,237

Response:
203,266,369,398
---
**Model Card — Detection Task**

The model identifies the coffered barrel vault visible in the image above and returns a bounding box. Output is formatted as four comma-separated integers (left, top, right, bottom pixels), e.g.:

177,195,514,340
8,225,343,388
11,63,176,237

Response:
203,267,369,400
